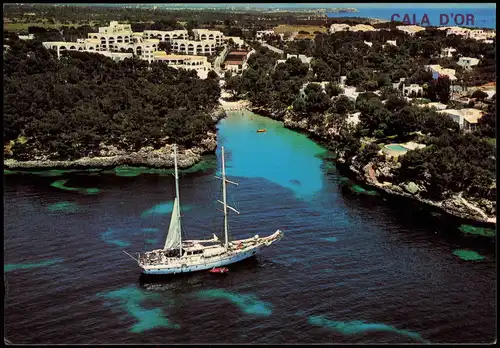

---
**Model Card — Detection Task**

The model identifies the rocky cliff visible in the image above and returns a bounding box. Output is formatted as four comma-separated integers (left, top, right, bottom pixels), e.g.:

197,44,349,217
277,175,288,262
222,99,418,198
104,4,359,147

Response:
4,106,226,170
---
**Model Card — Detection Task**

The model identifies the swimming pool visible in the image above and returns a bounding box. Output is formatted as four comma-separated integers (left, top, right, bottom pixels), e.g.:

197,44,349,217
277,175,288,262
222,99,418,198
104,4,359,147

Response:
385,144,408,152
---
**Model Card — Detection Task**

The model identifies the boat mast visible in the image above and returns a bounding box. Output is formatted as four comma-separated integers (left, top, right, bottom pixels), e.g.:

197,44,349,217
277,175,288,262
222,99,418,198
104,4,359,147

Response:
174,144,182,256
215,147,240,249
221,147,229,249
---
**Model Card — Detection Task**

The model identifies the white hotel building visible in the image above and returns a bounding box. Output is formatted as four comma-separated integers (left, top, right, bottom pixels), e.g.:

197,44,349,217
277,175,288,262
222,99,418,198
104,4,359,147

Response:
42,22,235,77
44,22,228,57
172,40,218,55
143,29,188,42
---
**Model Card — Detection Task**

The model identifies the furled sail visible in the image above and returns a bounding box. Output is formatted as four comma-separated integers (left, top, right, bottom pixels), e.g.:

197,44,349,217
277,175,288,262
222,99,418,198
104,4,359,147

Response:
163,197,181,250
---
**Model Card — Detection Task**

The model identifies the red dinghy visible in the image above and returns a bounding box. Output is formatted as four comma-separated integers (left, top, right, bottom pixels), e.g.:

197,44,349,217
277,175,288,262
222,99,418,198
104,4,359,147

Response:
209,267,229,274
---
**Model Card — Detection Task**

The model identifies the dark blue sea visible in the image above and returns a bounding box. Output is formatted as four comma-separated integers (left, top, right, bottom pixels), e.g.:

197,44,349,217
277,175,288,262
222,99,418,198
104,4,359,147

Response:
328,7,496,29
4,111,496,344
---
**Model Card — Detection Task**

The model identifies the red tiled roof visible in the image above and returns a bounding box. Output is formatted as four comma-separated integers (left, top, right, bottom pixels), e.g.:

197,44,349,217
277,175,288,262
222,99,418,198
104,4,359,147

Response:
225,55,246,62
225,61,242,65
225,57,245,62
229,51,248,55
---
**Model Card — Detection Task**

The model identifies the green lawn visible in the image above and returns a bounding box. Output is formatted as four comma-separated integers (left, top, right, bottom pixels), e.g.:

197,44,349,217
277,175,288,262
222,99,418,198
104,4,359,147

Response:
484,137,496,146
4,20,99,31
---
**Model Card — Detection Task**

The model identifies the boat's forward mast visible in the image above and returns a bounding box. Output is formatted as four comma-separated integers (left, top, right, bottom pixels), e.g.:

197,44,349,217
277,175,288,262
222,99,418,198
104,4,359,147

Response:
215,146,240,249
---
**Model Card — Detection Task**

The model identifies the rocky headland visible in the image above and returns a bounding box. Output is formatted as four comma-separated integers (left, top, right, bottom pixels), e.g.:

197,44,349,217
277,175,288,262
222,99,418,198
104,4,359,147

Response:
4,106,226,170
248,104,496,224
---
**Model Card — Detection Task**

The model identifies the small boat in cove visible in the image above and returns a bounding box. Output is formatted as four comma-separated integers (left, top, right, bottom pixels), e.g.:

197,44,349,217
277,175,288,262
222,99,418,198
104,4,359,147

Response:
123,144,283,275
257,128,267,133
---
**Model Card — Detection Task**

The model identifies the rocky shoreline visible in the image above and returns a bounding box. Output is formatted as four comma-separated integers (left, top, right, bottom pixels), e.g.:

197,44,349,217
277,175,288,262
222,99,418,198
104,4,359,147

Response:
248,104,496,225
4,107,226,170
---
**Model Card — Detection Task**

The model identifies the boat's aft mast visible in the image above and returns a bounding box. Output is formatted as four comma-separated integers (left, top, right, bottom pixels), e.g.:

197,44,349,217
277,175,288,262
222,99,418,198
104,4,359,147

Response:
221,147,229,249
216,147,239,250
174,144,182,256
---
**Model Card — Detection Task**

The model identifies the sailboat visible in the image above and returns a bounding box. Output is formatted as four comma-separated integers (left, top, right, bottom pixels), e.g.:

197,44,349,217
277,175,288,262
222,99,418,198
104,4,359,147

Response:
124,144,283,275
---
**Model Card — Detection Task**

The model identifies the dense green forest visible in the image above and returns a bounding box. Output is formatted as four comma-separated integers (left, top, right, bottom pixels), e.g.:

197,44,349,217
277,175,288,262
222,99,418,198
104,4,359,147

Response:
3,38,221,161
228,36,496,202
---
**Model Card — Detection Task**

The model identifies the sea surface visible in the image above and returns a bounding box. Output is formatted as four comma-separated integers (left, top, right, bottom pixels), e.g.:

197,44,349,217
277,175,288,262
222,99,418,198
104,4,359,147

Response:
63,3,496,29
4,111,496,344
327,7,496,29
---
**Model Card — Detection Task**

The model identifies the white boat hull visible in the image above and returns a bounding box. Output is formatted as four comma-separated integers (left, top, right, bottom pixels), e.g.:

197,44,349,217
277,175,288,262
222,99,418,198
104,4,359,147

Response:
141,245,261,275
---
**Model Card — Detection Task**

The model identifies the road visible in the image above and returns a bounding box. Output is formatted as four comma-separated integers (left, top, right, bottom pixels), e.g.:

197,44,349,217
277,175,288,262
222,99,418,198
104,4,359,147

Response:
213,45,229,77
261,42,284,55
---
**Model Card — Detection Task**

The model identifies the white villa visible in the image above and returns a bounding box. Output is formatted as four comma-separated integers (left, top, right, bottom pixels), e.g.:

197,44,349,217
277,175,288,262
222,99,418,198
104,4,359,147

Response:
392,77,406,90
444,26,470,37
223,36,245,47
350,24,377,32
416,102,447,110
402,84,423,97
440,47,457,58
299,81,361,102
425,65,457,81
468,82,496,99
457,57,480,70
18,34,35,40
329,24,351,33
329,23,377,33
438,108,485,132
275,54,313,70
193,29,224,45
396,25,425,36
255,30,275,40
468,29,496,40
441,26,496,41
148,51,212,79
287,53,313,65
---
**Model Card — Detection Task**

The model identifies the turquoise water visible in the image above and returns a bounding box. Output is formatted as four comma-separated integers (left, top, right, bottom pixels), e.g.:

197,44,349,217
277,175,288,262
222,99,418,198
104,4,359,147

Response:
47,201,79,213
101,227,162,249
458,224,495,237
4,258,64,272
141,201,193,217
97,286,180,333
307,315,430,343
195,289,273,316
385,144,408,152
453,249,485,261
217,111,327,200
50,179,100,195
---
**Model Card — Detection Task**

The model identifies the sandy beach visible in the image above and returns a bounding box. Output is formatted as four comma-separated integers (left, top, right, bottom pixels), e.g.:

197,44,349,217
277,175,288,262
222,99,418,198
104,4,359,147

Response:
219,90,250,111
